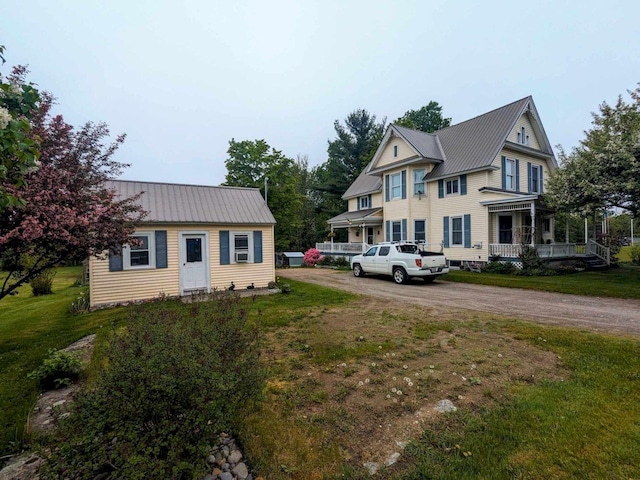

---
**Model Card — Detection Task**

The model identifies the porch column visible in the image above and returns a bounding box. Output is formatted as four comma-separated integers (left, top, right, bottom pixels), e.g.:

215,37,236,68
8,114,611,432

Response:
330,226,334,247
530,202,536,247
584,218,588,243
632,217,635,245
361,223,365,250
565,218,569,244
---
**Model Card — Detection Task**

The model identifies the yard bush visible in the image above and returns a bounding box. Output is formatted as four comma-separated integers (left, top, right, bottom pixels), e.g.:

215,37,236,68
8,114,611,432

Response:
482,260,517,275
519,246,553,276
630,244,640,265
303,248,322,266
27,349,82,390
42,294,264,479
30,269,56,296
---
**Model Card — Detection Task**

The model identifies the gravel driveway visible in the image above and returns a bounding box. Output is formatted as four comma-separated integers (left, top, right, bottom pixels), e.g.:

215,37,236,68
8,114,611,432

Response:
282,268,640,336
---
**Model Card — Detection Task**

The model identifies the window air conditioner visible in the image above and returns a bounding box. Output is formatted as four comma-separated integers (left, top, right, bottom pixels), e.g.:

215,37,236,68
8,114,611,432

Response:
235,251,249,263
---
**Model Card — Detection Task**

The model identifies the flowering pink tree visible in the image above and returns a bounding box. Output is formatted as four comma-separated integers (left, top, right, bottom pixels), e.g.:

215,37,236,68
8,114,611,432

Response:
0,82,145,301
303,248,322,266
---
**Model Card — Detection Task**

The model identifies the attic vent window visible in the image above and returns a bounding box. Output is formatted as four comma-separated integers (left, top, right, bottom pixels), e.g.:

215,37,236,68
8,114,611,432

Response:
517,126,529,146
393,145,398,158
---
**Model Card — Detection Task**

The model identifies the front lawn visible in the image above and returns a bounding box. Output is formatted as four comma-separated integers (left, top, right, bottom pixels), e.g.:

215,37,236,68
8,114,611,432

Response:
0,267,127,458
2,270,640,478
444,264,640,299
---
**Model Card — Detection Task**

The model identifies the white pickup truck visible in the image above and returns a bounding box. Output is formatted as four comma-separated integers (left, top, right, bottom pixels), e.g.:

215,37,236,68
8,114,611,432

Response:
350,242,449,284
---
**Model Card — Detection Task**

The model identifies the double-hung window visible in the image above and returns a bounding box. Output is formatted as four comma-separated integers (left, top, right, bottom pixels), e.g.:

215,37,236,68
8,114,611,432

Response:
450,217,463,246
414,220,426,243
413,169,425,195
446,178,459,195
530,165,540,193
359,195,370,209
505,159,516,190
124,232,155,269
391,173,402,199
391,221,402,241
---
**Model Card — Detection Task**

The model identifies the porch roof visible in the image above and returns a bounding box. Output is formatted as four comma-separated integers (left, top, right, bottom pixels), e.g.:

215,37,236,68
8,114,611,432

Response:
480,195,539,212
327,208,383,227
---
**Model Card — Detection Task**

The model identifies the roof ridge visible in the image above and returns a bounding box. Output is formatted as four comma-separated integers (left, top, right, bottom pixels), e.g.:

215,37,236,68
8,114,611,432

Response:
108,178,261,191
435,96,531,133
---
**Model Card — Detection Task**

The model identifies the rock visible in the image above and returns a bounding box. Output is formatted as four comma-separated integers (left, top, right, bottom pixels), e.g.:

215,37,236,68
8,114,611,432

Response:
385,452,401,467
435,399,457,413
207,454,217,464
222,446,230,457
232,462,249,480
363,462,379,475
212,467,222,476
228,449,243,464
221,462,229,471
203,475,214,480
219,472,233,480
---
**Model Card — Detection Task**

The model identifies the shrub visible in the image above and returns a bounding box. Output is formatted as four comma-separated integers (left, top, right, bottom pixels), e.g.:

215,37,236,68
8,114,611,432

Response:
317,255,333,266
631,244,640,265
303,248,322,266
482,261,517,274
30,269,56,296
28,349,82,390
42,294,264,479
518,246,553,276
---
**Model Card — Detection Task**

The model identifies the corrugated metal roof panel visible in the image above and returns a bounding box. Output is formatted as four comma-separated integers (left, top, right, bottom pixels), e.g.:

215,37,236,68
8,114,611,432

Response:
429,97,531,178
392,124,444,160
107,180,277,225
342,166,382,199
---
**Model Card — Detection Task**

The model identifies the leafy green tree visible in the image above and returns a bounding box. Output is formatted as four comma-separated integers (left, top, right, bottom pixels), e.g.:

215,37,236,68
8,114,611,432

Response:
224,139,304,251
0,50,41,209
395,100,451,133
546,85,640,217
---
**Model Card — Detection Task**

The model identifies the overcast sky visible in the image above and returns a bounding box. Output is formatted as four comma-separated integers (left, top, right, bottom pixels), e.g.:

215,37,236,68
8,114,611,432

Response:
3,0,638,186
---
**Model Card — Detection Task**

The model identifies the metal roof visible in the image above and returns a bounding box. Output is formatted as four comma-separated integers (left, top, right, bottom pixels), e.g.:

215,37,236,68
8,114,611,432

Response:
342,166,383,199
107,180,276,225
327,207,383,224
391,124,444,160
428,97,532,178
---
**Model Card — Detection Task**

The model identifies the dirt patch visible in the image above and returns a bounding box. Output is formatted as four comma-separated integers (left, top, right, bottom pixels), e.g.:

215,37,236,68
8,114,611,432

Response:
259,297,567,473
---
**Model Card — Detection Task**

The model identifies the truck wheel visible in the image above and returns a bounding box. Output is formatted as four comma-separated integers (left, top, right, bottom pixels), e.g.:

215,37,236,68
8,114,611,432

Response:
353,263,365,277
393,267,408,284
423,277,435,284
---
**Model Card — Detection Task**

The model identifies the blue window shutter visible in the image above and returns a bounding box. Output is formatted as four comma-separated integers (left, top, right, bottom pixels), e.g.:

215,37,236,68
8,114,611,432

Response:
464,214,471,248
253,231,263,263
501,156,506,189
443,217,450,248
460,174,467,195
368,194,372,207
109,247,123,272
357,197,360,210
402,219,407,241
438,179,444,198
527,162,532,193
540,168,544,193
155,230,168,268
401,170,407,199
385,220,390,242
515,159,520,192
220,230,230,265
385,175,390,202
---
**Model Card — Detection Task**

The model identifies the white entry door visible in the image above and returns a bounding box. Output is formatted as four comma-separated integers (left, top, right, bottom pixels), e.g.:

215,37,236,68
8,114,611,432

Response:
180,233,209,293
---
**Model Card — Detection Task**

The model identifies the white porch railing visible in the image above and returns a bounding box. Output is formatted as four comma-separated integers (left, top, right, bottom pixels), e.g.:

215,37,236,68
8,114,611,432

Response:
489,242,610,264
587,239,611,265
316,242,370,254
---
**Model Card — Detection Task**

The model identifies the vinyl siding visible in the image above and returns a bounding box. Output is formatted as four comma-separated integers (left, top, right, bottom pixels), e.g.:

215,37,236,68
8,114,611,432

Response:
375,137,416,168
89,224,275,307
507,113,541,150
431,172,490,261
489,149,552,191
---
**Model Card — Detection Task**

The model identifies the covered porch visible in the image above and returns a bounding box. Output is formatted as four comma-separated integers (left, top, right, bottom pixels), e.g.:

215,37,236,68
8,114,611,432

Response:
322,208,383,255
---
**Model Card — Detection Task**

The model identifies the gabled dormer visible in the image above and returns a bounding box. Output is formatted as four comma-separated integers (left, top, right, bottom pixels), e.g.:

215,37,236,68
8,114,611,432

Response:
366,124,444,175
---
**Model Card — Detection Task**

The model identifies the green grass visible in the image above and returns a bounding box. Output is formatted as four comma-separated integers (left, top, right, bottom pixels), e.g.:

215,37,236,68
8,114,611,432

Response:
444,264,640,299
395,323,640,479
0,267,127,457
